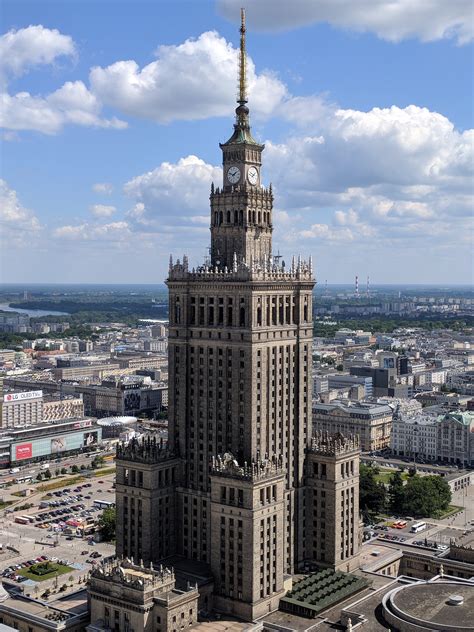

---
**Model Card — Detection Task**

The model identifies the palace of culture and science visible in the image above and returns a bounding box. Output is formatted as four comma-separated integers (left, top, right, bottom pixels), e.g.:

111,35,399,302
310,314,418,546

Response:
111,10,361,623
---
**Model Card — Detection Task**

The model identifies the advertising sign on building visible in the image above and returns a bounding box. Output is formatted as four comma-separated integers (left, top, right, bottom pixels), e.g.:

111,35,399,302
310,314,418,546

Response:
51,437,67,453
83,431,98,447
4,390,42,403
73,420,92,429
15,443,33,460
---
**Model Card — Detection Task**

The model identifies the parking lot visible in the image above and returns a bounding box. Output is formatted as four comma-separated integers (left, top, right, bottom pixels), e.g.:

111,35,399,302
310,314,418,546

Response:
367,512,472,555
0,470,116,596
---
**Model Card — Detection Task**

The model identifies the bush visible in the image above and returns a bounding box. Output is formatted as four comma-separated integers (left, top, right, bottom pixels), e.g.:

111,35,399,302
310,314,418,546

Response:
31,563,53,576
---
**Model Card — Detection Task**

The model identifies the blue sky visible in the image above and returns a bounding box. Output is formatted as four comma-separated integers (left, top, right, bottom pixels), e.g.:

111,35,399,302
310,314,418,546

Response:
1,0,473,284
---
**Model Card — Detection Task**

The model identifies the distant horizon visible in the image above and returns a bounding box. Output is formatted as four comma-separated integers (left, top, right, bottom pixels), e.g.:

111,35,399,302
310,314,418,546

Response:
1,282,472,290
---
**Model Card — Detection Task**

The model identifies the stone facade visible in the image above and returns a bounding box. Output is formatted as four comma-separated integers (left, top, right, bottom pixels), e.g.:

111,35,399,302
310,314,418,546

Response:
305,433,361,572
209,455,286,620
113,12,360,623
115,437,180,565
312,400,393,451
87,559,198,632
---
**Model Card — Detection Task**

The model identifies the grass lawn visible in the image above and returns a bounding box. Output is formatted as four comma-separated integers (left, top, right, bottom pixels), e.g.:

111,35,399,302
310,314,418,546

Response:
0,500,13,508
38,476,85,492
374,469,409,485
432,505,464,519
18,562,74,582
93,467,115,477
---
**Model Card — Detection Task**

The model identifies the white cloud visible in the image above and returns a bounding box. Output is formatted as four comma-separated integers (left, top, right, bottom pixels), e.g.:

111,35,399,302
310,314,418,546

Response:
217,0,473,44
89,204,116,218
0,25,76,84
0,25,127,135
92,182,113,195
266,104,473,195
261,102,473,265
1,81,127,134
53,221,130,241
0,180,42,250
0,179,41,231
124,155,221,226
90,31,287,123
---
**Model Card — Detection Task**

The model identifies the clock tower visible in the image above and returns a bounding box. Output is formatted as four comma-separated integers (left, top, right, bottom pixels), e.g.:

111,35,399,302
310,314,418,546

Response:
164,8,315,620
210,10,272,269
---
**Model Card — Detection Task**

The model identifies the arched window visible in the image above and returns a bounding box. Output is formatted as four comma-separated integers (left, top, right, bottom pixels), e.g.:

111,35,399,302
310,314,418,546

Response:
227,211,231,223
240,307,245,327
219,211,223,225
257,306,262,326
234,210,238,224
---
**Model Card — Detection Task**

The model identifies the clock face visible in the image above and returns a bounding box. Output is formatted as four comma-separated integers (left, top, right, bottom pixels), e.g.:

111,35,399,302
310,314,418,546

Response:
227,166,241,184
247,166,259,185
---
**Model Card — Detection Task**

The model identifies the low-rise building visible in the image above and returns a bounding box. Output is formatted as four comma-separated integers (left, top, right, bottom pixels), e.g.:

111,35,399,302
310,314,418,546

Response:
312,400,393,451
0,586,89,631
391,414,438,461
390,410,474,467
326,374,373,398
1,389,43,428
87,559,199,632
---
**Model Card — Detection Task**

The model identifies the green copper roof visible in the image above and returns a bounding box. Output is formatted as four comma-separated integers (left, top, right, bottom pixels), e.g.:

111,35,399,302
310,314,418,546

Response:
222,122,261,146
438,411,474,426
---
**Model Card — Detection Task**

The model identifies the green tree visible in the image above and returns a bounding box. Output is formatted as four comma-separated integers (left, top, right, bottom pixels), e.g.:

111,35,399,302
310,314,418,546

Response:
71,465,79,473
36,472,43,481
43,469,52,479
336,364,344,372
402,475,451,518
359,463,387,519
388,470,405,514
98,507,116,541
61,468,67,475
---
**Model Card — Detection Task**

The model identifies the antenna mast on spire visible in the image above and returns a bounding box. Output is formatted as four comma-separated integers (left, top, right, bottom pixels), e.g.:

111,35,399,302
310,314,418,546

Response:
238,8,247,105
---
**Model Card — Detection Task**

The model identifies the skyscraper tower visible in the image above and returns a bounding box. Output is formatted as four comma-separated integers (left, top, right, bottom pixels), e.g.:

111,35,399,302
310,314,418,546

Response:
166,8,314,618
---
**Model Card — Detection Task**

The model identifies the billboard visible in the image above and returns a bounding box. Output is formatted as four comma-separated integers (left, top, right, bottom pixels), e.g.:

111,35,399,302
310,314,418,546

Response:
15,443,33,460
51,437,67,453
4,390,42,403
11,427,102,462
83,431,98,447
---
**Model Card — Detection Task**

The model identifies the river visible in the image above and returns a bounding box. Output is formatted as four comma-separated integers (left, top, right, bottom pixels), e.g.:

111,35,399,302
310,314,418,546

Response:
0,303,70,317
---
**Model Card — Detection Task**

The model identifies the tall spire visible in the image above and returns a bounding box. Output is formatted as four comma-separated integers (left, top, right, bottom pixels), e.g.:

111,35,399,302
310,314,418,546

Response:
238,8,247,106
221,6,259,146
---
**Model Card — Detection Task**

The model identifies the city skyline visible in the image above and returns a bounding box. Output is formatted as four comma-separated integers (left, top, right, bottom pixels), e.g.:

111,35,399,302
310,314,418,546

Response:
1,0,473,284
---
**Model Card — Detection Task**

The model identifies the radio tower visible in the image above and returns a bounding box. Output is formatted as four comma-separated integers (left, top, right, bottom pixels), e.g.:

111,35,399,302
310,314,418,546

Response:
355,275,360,299
366,275,370,298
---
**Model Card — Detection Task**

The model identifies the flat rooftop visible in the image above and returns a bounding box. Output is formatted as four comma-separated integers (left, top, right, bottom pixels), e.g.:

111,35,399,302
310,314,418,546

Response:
1,588,89,620
391,582,474,629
